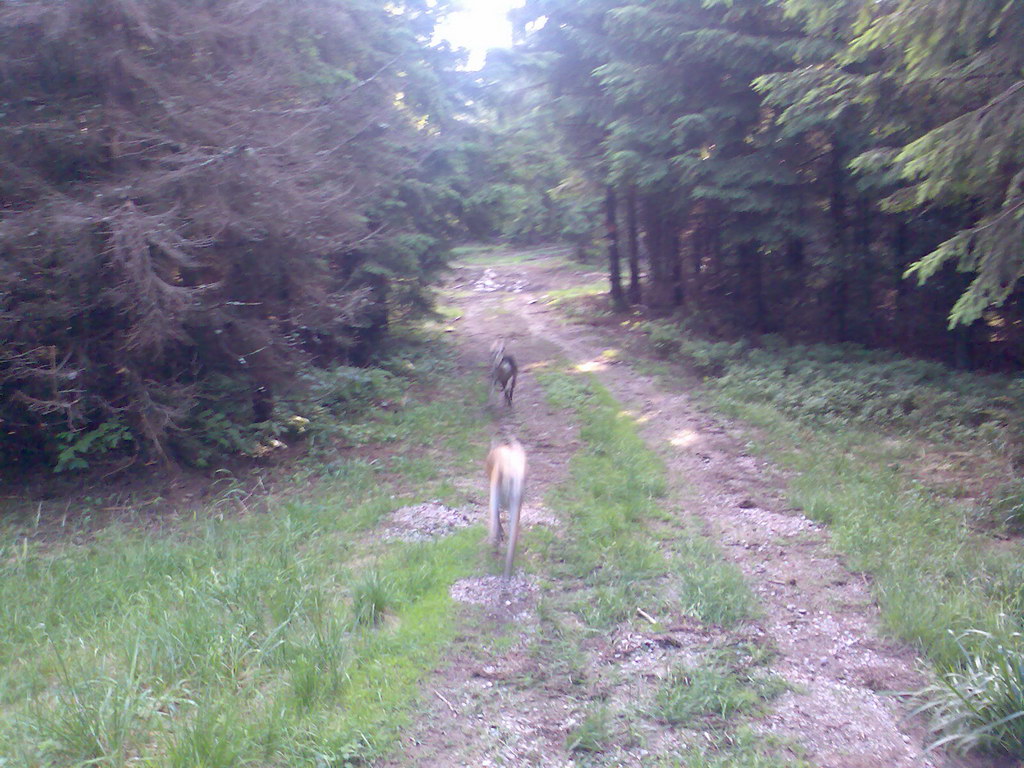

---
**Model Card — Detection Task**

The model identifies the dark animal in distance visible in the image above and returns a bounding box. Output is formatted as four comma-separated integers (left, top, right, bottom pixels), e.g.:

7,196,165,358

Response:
490,340,517,407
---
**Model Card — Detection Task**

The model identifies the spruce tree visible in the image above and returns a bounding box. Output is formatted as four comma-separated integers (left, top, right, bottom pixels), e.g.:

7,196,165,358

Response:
847,0,1024,326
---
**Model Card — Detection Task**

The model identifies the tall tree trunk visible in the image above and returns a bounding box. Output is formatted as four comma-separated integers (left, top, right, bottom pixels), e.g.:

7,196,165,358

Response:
834,278,849,342
852,195,872,343
829,141,850,342
893,220,909,350
742,242,765,333
625,185,642,305
954,321,977,370
670,227,684,307
605,185,626,311
694,208,720,313
641,196,674,310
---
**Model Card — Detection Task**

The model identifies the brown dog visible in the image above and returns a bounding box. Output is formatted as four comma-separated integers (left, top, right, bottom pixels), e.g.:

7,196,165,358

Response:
485,437,527,578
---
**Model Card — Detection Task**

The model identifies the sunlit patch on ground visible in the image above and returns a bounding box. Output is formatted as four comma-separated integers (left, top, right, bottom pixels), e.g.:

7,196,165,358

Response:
576,358,608,372
669,428,702,448
575,349,621,373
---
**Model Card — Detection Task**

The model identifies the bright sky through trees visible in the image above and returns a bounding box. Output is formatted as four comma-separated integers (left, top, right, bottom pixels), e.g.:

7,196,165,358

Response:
434,0,524,69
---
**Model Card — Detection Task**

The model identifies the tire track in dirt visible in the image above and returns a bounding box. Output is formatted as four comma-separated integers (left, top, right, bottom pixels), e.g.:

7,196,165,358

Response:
380,263,584,768
382,252,997,768
506,255,990,768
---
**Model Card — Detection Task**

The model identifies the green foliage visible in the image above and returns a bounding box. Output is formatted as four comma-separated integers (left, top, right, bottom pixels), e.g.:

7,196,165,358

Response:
565,704,612,753
641,321,753,376
913,629,1024,757
302,366,403,414
0,0,464,469
673,538,758,627
55,420,134,473
655,648,784,724
640,320,687,358
517,0,1024,357
677,727,810,768
988,479,1024,534
350,569,396,627
0,445,479,766
177,365,405,467
833,0,1024,325
30,657,161,767
654,328,1024,446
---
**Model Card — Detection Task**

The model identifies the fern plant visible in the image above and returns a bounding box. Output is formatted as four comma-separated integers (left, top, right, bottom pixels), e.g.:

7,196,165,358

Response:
55,420,133,473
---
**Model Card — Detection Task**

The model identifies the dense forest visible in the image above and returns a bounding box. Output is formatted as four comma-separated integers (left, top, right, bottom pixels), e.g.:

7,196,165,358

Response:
2,0,1024,470
501,0,1024,368
4,1,1024,764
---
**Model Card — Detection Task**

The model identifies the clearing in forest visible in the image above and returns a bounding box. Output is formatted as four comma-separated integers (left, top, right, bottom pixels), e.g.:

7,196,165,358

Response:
0,248,1017,768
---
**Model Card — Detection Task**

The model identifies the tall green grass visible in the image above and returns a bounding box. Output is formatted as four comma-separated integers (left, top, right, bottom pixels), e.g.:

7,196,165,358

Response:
533,369,800,765
537,370,757,629
639,323,1024,756
0,336,486,767
0,500,479,767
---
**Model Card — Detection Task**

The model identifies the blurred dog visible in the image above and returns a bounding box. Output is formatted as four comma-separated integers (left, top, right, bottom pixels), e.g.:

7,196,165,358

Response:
485,436,527,578
490,340,518,407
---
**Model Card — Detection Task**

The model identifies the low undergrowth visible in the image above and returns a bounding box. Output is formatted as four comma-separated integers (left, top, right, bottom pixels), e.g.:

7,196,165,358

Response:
450,243,573,266
640,323,1024,451
544,280,612,323
654,646,786,725
0,333,485,768
535,369,797,766
639,321,1024,757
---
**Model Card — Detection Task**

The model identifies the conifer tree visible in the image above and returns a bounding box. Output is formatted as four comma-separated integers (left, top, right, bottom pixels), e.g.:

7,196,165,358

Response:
845,0,1024,326
0,0,462,467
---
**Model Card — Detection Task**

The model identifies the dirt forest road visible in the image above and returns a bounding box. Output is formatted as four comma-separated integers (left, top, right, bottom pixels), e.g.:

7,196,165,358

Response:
382,249,996,768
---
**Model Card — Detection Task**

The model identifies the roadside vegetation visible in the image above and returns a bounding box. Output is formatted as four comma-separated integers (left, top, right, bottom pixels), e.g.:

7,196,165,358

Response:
0,330,486,768
638,320,1024,757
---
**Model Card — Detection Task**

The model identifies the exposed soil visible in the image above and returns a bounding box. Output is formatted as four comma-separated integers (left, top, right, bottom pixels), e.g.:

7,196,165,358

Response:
380,249,1009,768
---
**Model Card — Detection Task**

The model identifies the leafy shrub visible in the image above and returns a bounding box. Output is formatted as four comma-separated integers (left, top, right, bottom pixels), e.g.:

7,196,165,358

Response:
300,366,402,414
176,365,404,467
640,321,751,374
639,320,685,358
678,338,751,376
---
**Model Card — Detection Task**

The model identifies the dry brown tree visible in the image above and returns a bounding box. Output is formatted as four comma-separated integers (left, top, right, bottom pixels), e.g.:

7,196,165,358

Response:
0,0,454,469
